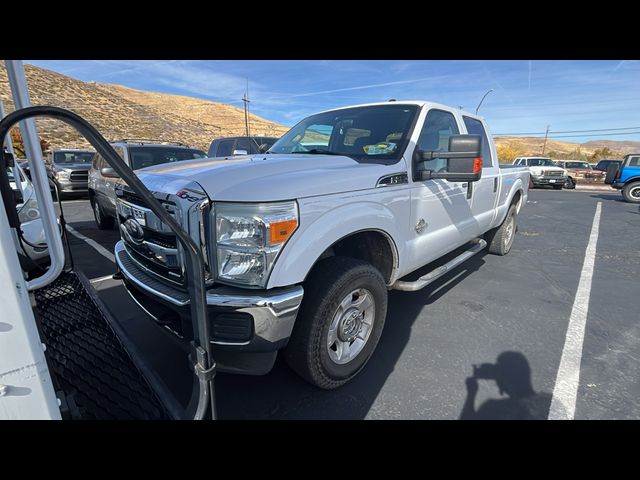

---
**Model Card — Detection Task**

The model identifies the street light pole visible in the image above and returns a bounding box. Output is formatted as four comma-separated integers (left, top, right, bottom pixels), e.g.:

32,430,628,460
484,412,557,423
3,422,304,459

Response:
475,89,494,115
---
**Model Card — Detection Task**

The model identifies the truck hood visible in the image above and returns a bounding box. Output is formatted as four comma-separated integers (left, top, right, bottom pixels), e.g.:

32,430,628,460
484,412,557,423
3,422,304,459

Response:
136,154,402,201
55,164,92,171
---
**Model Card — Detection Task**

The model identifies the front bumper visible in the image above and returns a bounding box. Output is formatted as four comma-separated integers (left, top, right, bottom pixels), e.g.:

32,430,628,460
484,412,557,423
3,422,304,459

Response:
114,240,304,354
531,176,567,186
56,178,88,192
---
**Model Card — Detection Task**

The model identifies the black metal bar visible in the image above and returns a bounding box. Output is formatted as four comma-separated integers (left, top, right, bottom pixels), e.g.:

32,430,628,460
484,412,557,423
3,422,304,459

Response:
0,106,216,420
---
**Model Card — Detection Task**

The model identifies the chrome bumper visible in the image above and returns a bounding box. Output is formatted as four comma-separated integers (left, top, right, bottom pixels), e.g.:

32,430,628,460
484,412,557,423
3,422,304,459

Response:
115,241,304,347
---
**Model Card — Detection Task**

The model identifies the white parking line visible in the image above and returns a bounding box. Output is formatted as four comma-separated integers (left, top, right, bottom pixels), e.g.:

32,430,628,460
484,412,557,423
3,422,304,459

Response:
548,201,602,420
65,225,115,263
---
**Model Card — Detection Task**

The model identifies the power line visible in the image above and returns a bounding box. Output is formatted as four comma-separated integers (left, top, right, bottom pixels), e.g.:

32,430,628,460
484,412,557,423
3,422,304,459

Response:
495,126,640,136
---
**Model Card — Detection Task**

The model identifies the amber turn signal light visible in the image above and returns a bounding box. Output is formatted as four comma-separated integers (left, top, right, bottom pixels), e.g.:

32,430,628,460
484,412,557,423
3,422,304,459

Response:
270,219,298,244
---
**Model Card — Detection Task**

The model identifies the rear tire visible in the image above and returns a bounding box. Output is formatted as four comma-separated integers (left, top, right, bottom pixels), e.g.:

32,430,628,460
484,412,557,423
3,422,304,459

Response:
622,181,640,204
91,196,114,230
486,204,517,256
284,257,388,390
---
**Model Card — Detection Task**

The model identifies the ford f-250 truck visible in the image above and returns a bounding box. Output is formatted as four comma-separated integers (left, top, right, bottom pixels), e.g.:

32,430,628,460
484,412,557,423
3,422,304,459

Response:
113,101,530,389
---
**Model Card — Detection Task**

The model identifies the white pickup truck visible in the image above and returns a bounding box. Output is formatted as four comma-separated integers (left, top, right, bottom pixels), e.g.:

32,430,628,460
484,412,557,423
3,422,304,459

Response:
113,101,530,389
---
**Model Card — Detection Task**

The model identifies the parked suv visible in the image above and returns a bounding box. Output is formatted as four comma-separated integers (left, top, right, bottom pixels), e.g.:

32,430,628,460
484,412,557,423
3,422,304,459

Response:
593,159,622,173
46,149,96,195
606,153,640,203
88,140,206,229
512,157,567,189
207,136,279,157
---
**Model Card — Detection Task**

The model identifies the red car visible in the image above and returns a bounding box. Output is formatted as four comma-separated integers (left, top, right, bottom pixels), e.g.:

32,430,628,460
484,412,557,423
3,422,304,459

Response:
554,160,605,189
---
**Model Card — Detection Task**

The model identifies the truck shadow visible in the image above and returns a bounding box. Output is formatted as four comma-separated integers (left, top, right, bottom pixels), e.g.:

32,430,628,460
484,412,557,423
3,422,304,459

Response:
589,193,624,202
215,245,486,419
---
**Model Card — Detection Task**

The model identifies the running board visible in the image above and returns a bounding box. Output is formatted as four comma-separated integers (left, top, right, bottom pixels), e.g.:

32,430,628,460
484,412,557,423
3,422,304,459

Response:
391,238,487,292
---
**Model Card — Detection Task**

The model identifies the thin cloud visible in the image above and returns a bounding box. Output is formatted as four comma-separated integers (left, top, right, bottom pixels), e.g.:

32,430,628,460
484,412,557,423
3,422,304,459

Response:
613,60,626,71
278,76,449,98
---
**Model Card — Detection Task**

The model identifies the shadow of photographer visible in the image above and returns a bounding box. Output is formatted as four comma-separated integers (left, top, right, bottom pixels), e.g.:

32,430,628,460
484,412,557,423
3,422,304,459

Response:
460,351,556,420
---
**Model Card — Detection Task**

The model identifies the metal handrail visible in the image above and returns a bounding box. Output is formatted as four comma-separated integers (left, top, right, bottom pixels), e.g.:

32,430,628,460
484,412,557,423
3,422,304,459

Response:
5,61,65,291
0,105,216,420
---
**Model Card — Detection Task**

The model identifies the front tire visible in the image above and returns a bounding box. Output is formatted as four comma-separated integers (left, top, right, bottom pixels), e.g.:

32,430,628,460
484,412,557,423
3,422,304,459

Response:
91,195,115,229
622,181,640,203
284,257,388,389
486,204,517,256
564,177,576,189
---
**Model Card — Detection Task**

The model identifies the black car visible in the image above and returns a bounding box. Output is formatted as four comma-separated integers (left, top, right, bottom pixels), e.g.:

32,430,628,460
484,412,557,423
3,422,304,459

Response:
593,159,622,172
207,136,280,157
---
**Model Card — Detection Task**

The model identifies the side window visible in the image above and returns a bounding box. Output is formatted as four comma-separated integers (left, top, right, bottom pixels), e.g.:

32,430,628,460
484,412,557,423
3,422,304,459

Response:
628,156,640,167
216,139,235,157
463,116,493,167
415,109,460,178
235,138,253,154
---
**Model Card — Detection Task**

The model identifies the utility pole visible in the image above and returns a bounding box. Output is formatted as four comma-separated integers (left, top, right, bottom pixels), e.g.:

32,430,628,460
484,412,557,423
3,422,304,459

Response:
241,91,250,137
541,125,550,155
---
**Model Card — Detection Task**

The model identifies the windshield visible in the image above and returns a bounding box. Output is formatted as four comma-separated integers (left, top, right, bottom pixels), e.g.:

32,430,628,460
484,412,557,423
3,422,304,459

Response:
268,104,419,163
528,158,556,166
129,147,207,170
564,162,591,169
54,151,95,164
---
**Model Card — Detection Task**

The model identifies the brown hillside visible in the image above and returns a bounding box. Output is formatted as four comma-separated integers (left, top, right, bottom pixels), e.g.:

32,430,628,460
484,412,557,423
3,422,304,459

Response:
494,136,639,159
0,64,289,152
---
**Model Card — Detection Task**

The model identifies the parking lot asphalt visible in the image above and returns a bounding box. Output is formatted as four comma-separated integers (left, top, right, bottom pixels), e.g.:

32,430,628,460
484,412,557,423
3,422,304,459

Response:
58,188,640,419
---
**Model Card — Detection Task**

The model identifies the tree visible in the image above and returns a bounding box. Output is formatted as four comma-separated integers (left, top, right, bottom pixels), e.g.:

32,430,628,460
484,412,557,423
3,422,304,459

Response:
497,144,522,164
590,147,615,162
9,126,50,158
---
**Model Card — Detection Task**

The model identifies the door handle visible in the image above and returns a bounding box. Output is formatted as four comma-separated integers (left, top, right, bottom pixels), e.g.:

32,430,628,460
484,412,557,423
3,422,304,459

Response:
493,177,498,192
461,183,468,188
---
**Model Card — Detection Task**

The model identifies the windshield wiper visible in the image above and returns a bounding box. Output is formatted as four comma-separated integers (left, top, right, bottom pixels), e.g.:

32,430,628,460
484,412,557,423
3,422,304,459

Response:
295,148,343,155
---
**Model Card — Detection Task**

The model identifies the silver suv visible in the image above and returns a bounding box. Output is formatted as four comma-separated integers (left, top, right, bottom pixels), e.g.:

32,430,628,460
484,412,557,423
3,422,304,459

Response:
46,149,96,195
88,139,206,229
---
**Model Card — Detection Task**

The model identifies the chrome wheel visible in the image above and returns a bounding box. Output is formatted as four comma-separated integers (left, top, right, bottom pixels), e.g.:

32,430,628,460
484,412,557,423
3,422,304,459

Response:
631,186,640,199
327,288,375,365
504,215,515,247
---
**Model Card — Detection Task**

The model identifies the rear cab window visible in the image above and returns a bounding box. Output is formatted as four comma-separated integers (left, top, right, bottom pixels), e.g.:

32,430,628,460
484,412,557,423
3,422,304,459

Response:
216,139,235,157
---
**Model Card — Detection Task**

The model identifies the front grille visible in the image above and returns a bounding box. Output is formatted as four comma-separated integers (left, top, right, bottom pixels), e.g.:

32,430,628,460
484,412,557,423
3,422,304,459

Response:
70,170,89,182
545,170,563,177
117,194,185,289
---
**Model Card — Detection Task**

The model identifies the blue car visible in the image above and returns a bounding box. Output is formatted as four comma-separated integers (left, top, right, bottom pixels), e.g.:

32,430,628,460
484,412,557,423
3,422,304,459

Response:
607,153,640,203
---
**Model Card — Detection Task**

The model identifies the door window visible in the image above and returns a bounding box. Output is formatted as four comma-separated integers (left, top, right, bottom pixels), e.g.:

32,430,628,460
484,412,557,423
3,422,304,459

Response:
414,109,460,180
216,139,235,157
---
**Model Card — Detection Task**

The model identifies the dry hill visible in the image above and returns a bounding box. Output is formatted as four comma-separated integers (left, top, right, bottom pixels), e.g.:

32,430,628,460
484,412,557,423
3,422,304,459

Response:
494,136,639,160
0,64,289,152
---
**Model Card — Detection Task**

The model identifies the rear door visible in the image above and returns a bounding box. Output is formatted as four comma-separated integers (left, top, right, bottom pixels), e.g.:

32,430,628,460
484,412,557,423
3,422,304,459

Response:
462,116,499,231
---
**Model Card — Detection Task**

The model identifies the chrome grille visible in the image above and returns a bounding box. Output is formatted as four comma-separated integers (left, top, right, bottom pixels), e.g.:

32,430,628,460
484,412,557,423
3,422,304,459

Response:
70,170,89,182
545,170,563,177
117,197,185,288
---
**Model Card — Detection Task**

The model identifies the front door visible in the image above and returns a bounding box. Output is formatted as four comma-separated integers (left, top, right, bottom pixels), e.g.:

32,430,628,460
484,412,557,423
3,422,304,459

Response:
407,108,478,271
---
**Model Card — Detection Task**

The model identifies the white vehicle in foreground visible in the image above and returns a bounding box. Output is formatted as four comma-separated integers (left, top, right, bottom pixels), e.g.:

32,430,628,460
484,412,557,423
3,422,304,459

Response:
512,157,567,189
114,101,530,389
8,162,49,272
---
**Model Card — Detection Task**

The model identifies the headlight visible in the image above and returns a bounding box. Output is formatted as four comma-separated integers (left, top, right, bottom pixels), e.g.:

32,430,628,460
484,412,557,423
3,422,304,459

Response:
18,196,41,223
54,168,70,180
530,168,543,176
215,201,298,287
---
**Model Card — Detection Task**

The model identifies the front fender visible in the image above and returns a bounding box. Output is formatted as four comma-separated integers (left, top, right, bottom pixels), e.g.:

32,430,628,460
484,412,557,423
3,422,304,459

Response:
267,200,404,289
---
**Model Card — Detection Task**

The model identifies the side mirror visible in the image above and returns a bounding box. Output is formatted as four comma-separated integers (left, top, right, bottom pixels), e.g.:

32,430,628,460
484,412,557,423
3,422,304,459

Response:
233,149,248,156
258,143,270,154
414,134,483,182
101,166,120,178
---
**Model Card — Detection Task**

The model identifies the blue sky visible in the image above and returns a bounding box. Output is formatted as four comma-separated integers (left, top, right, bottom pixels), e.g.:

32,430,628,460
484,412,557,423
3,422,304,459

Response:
26,60,640,143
